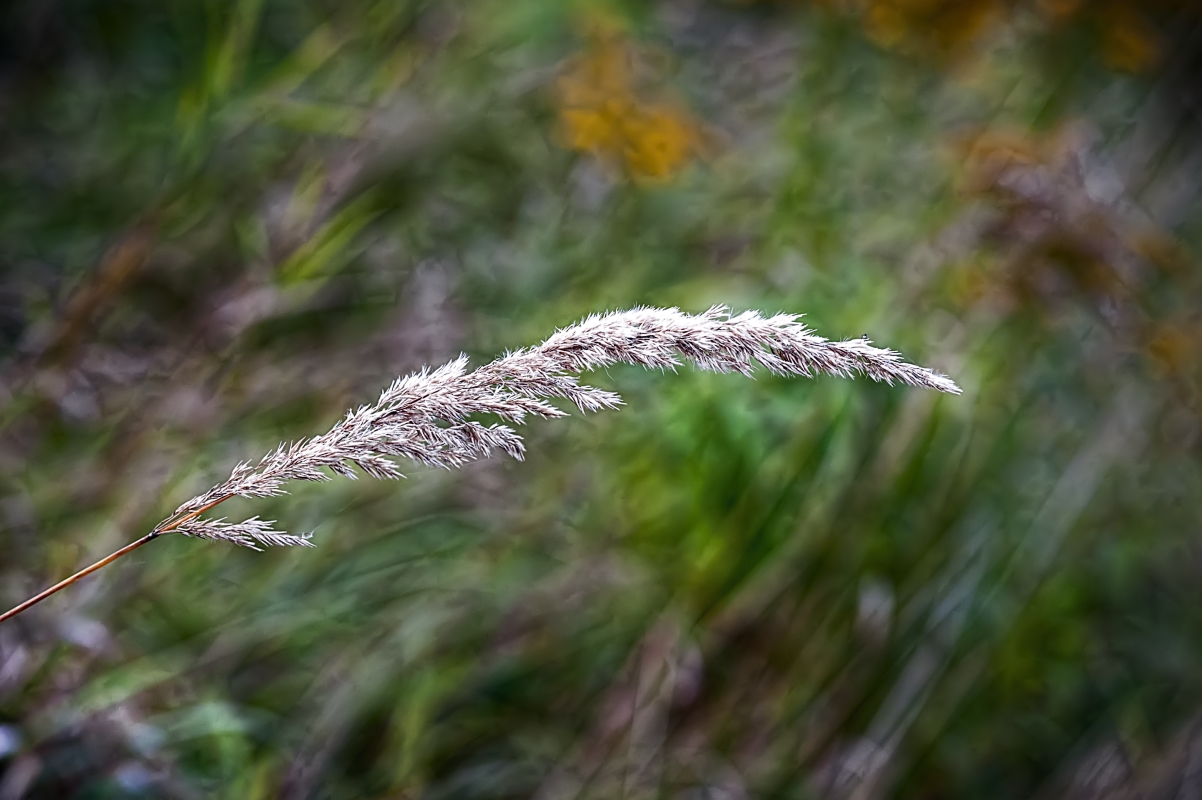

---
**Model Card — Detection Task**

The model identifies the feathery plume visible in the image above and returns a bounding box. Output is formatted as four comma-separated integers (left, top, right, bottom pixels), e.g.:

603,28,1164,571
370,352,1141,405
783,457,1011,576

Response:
0,306,958,622
162,305,959,546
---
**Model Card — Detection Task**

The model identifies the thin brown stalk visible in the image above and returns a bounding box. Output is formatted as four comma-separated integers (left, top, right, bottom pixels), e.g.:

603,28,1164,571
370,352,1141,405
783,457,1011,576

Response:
0,535,159,625
0,497,227,625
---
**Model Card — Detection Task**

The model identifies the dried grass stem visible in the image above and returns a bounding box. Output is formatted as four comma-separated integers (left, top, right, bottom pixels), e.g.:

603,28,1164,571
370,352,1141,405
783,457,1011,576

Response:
0,306,958,623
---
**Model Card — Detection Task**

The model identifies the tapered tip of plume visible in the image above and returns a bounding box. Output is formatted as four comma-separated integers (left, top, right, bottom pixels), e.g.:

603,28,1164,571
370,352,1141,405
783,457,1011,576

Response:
832,335,962,395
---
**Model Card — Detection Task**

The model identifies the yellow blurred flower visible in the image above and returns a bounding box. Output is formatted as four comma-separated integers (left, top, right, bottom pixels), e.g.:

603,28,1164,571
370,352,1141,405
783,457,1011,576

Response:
1100,3,1161,73
1033,0,1162,74
560,107,624,154
816,0,1169,73
849,0,1003,57
1145,321,1202,388
556,34,632,109
620,105,701,180
1035,0,1083,22
554,18,706,181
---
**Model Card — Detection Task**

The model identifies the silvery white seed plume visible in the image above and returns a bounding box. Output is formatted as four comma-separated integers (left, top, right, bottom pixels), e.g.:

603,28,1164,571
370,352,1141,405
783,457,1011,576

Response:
157,306,960,547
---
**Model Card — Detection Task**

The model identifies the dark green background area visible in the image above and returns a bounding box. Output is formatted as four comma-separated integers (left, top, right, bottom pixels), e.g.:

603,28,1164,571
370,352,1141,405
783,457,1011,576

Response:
2,1,1202,797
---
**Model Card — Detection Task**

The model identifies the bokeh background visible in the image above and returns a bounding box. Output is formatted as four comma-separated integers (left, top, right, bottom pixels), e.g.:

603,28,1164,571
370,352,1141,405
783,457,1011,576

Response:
3,0,1202,797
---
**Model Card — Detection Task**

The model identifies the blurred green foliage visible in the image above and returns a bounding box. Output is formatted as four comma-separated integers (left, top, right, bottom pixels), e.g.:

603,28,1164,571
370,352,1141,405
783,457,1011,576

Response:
2,0,1202,798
